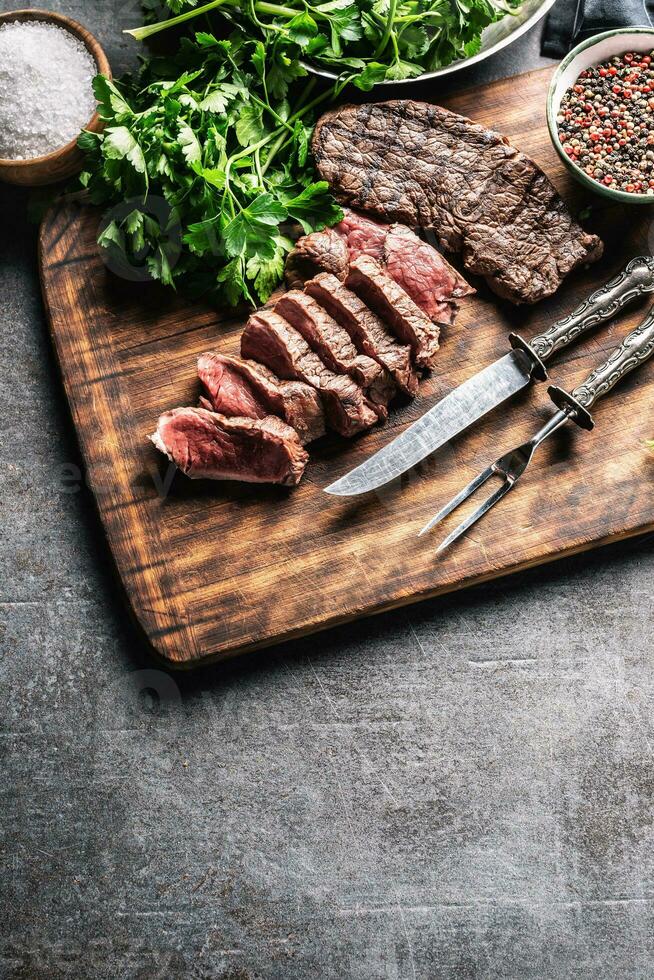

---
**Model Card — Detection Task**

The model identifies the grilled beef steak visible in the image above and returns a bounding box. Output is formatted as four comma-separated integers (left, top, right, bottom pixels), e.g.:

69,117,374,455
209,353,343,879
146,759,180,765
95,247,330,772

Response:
241,310,378,437
346,255,440,369
197,352,325,444
304,273,418,396
151,407,308,486
274,290,394,417
285,227,349,289
313,101,603,305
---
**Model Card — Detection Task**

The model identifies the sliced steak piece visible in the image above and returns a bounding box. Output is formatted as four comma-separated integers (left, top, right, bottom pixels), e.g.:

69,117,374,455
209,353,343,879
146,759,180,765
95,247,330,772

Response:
304,273,418,397
197,352,325,445
285,227,349,289
337,209,387,262
285,209,473,323
346,255,440,369
241,310,378,437
274,290,394,418
312,100,603,305
340,211,474,321
151,407,308,486
382,223,474,324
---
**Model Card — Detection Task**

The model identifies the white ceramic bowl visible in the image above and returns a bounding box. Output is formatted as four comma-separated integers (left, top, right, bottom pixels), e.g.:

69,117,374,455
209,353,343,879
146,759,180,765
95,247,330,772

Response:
304,0,558,84
547,28,654,204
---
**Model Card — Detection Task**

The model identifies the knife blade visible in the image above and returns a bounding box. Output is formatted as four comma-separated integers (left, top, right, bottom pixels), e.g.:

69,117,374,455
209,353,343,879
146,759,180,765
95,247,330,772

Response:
325,350,532,496
324,256,654,497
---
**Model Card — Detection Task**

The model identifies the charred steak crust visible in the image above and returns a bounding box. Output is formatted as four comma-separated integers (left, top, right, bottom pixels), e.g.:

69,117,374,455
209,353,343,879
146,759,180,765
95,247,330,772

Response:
284,227,349,289
274,290,394,418
304,274,418,396
312,100,603,305
151,407,308,487
346,255,440,369
197,352,325,444
241,310,378,438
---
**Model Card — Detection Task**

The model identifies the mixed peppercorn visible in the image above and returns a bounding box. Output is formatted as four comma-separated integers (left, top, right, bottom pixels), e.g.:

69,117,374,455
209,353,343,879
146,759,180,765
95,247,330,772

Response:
557,51,654,195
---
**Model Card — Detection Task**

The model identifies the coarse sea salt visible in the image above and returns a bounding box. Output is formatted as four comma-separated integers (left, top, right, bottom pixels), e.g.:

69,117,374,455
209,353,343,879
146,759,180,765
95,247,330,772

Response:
0,21,97,161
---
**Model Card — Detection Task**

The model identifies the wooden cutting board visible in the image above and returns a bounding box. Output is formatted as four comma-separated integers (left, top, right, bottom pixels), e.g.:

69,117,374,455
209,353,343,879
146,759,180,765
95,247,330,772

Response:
39,67,654,668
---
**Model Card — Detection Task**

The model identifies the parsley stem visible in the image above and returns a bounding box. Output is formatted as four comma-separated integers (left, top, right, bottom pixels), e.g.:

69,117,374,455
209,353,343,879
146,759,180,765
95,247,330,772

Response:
374,0,399,58
250,93,294,134
255,1,298,17
260,84,333,176
124,0,235,39
225,131,279,179
390,29,400,64
393,11,450,22
289,76,317,115
247,0,284,34
259,76,317,176
260,129,289,178
124,0,298,41
288,86,334,127
254,146,263,186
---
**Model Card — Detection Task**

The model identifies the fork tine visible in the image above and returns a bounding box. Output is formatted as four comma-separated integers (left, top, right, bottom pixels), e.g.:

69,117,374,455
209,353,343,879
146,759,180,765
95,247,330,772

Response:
418,463,497,537
435,480,515,556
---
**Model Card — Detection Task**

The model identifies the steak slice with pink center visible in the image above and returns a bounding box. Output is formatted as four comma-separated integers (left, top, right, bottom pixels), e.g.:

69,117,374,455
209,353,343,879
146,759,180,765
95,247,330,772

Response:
274,290,394,419
336,209,387,262
382,223,474,324
338,211,475,323
304,273,418,397
151,407,308,486
346,255,440,369
241,310,378,438
197,352,325,444
288,209,475,322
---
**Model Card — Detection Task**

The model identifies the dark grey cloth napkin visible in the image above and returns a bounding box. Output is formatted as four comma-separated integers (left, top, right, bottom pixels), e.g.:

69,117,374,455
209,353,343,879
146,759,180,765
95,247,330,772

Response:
542,0,654,58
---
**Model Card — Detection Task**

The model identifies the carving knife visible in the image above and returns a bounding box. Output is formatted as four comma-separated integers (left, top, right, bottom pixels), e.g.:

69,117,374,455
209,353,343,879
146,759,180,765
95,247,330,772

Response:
324,257,654,497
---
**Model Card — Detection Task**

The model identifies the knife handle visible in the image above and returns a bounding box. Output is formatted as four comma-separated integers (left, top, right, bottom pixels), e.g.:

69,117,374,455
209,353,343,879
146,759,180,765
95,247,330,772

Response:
548,304,654,430
509,256,654,374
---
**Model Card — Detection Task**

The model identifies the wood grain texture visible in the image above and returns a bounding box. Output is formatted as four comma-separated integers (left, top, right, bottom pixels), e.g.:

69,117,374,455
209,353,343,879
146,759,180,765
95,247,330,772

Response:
38,67,654,668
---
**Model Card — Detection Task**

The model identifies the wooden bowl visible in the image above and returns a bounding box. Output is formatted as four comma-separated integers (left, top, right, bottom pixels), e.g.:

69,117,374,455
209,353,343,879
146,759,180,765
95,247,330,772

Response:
0,9,111,186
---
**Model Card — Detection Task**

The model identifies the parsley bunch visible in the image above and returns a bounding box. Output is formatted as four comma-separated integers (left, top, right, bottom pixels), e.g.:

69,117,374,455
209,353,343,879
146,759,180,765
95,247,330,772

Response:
78,31,343,306
129,0,526,83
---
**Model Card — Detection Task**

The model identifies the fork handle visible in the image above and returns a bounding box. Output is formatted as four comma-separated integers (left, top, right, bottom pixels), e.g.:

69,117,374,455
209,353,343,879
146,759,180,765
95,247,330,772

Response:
548,304,654,430
509,256,654,379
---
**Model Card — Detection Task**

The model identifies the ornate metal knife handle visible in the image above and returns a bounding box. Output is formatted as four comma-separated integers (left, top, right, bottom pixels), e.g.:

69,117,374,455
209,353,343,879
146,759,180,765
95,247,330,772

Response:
509,257,654,377
549,304,654,430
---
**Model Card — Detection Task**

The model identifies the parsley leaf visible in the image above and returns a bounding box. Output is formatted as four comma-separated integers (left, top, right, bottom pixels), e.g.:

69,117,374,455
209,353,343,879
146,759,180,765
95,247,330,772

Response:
235,103,265,148
284,182,344,234
224,193,288,258
79,30,343,308
103,127,147,176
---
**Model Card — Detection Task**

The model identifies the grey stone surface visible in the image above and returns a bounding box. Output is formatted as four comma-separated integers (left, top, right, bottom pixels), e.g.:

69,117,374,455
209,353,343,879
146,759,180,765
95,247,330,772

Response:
2,2,654,977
